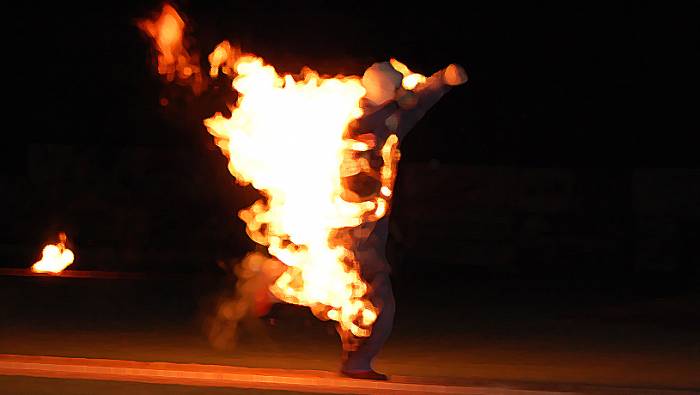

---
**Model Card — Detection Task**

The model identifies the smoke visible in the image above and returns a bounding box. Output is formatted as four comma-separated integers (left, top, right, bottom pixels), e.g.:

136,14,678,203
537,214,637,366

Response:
202,251,285,350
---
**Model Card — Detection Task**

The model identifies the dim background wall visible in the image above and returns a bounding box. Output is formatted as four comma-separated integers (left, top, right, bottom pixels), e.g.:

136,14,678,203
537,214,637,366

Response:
393,163,699,278
2,143,697,281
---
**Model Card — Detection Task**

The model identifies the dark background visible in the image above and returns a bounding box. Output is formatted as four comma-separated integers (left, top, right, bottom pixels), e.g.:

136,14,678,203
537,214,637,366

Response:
1,4,699,391
0,1,698,292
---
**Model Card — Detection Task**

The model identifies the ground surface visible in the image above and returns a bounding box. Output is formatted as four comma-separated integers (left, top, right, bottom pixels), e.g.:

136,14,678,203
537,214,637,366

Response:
1,272,699,393
0,376,322,395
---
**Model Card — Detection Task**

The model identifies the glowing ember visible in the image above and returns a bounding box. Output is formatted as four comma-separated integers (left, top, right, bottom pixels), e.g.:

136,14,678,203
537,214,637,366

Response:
389,58,427,90
31,232,74,274
138,4,204,93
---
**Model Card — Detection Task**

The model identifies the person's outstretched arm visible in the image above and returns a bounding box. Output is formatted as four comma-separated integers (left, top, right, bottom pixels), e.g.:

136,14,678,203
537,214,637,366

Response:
393,64,468,140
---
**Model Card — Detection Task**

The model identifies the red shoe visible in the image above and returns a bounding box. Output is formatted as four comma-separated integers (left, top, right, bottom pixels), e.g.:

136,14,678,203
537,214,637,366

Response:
340,369,388,381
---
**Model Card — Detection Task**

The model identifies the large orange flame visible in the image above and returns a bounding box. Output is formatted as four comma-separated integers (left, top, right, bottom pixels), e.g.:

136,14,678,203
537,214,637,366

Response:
31,232,74,274
204,56,395,337
142,5,410,338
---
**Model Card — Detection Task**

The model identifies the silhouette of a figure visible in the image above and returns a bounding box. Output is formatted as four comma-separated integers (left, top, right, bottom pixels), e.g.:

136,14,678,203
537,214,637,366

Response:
339,61,468,380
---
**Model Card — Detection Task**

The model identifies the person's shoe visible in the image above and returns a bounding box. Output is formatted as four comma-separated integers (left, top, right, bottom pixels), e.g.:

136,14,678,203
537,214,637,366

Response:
340,369,388,381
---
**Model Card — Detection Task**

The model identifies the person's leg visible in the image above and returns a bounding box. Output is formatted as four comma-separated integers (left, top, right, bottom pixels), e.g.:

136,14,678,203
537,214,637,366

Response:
341,271,395,375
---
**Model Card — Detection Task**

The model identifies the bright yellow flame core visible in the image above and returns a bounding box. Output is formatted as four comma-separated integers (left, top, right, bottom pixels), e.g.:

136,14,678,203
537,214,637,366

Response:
204,56,391,336
31,233,74,274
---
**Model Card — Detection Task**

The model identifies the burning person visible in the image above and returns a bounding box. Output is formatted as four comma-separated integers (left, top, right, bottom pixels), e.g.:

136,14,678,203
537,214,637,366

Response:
335,61,468,380
241,60,467,380
140,3,467,381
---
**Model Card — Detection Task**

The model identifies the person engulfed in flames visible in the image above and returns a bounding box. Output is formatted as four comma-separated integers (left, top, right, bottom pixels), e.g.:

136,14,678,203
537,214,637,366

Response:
250,60,467,380
139,3,467,381
336,61,467,379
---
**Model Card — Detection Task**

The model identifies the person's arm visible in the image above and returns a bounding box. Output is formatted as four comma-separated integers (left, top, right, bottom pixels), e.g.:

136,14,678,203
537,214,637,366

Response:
392,64,468,140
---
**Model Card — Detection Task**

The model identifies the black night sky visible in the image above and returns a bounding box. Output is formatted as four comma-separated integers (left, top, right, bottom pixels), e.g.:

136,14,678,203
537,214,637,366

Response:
3,2,697,164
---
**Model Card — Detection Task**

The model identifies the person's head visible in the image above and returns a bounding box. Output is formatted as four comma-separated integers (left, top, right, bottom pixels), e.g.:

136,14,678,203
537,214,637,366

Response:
361,62,403,106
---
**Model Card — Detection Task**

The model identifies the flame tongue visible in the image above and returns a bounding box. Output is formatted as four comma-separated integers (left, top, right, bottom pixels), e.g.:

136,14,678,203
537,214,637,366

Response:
138,5,204,93
205,58,381,336
32,232,74,274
